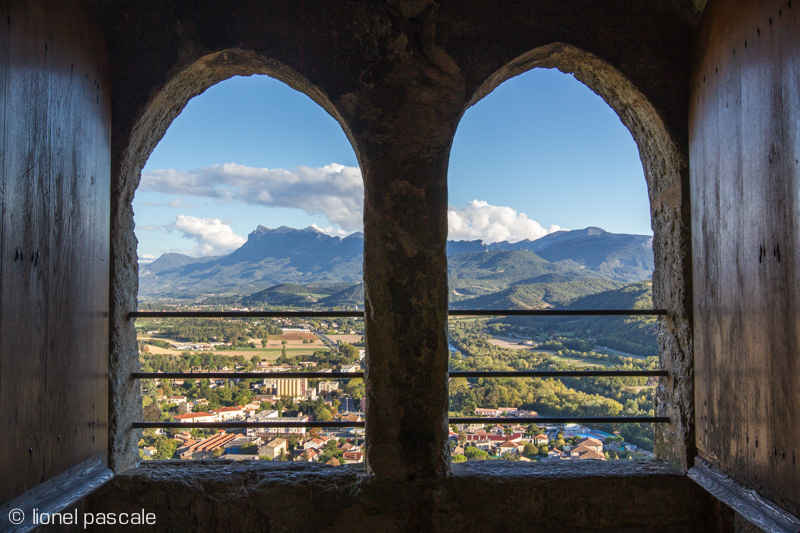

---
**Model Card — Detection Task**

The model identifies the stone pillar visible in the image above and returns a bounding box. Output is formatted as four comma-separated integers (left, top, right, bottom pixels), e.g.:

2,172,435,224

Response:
340,57,463,477
360,137,452,480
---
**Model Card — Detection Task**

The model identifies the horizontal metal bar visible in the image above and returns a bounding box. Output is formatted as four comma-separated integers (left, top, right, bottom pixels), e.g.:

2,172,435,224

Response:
449,370,667,378
133,371,363,379
450,416,670,424
130,309,666,319
131,310,362,318
449,309,667,316
133,370,664,380
133,421,363,429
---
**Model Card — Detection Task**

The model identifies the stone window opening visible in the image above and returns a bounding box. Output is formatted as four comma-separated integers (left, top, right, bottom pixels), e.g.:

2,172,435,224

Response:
109,44,693,481
111,52,367,472
445,65,663,462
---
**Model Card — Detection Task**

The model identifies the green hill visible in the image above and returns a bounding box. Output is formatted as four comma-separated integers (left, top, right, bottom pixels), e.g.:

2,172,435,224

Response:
451,278,623,310
241,283,327,307
320,283,364,306
499,281,658,357
448,250,592,295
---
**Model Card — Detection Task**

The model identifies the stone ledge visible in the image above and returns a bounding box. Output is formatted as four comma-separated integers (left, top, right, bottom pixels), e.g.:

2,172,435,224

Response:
86,459,710,532
120,458,682,483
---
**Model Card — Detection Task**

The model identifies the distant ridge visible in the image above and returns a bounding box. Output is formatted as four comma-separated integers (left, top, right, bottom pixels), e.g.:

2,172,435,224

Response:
139,225,653,299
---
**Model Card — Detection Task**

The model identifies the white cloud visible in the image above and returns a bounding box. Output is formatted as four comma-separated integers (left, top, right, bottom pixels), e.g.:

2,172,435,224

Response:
309,223,352,238
168,215,247,256
168,198,195,209
141,164,561,244
138,253,155,264
140,163,364,231
447,200,562,243
140,197,195,209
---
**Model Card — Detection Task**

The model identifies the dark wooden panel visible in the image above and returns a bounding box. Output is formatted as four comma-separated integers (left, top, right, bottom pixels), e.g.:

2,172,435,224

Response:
0,0,109,504
1,1,52,502
691,0,800,517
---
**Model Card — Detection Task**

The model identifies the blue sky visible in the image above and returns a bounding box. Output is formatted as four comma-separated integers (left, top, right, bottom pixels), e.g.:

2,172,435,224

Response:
134,69,650,261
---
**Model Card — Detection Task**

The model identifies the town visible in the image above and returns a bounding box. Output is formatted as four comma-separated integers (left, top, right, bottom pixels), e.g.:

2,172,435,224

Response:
137,313,653,464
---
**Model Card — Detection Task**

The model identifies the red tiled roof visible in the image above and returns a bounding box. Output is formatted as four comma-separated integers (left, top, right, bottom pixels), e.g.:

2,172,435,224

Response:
174,412,214,420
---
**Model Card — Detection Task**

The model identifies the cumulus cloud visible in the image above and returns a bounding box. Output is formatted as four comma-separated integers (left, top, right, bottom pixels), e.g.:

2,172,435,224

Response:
138,253,155,264
141,163,560,244
140,163,364,231
168,215,247,256
447,200,562,243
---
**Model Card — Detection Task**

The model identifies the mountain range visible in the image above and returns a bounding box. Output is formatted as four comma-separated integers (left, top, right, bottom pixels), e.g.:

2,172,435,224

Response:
139,225,654,302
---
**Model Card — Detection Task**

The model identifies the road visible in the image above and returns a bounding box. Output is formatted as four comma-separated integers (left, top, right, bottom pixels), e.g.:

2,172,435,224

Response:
594,345,650,360
315,330,340,350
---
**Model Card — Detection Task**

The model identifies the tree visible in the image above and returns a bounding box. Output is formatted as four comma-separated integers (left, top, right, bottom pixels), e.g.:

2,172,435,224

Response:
143,403,162,423
452,454,467,463
464,446,489,461
339,343,358,362
457,431,468,446
538,445,549,456
154,436,177,460
522,442,537,456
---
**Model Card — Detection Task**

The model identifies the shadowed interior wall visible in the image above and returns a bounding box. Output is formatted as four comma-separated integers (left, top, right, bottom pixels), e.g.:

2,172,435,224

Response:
691,0,800,517
0,0,110,504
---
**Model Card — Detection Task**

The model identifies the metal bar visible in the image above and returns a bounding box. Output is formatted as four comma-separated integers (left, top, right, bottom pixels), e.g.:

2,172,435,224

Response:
450,416,670,424
129,309,666,319
133,370,664,379
131,310,362,318
449,370,667,378
133,371,363,379
132,421,364,429
448,309,666,316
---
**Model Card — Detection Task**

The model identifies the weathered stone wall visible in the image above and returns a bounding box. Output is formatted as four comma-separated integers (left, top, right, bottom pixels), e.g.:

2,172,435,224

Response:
98,0,699,478
86,461,714,532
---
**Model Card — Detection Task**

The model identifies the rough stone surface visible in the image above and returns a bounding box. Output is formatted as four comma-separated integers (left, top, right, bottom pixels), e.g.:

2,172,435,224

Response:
93,2,704,529
100,0,699,477
86,461,714,532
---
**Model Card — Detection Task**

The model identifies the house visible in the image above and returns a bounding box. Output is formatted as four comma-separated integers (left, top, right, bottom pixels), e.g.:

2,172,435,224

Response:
474,441,492,452
173,412,216,424
305,448,319,463
497,441,523,455
533,434,549,446
474,408,498,417
343,451,364,464
179,432,239,460
141,446,156,458
304,438,326,451
264,416,310,436
570,446,606,461
574,437,603,453
211,405,245,421
263,438,288,460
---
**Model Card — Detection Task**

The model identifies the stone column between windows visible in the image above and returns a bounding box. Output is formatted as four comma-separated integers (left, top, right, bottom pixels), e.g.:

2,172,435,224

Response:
347,79,463,479
360,140,453,480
